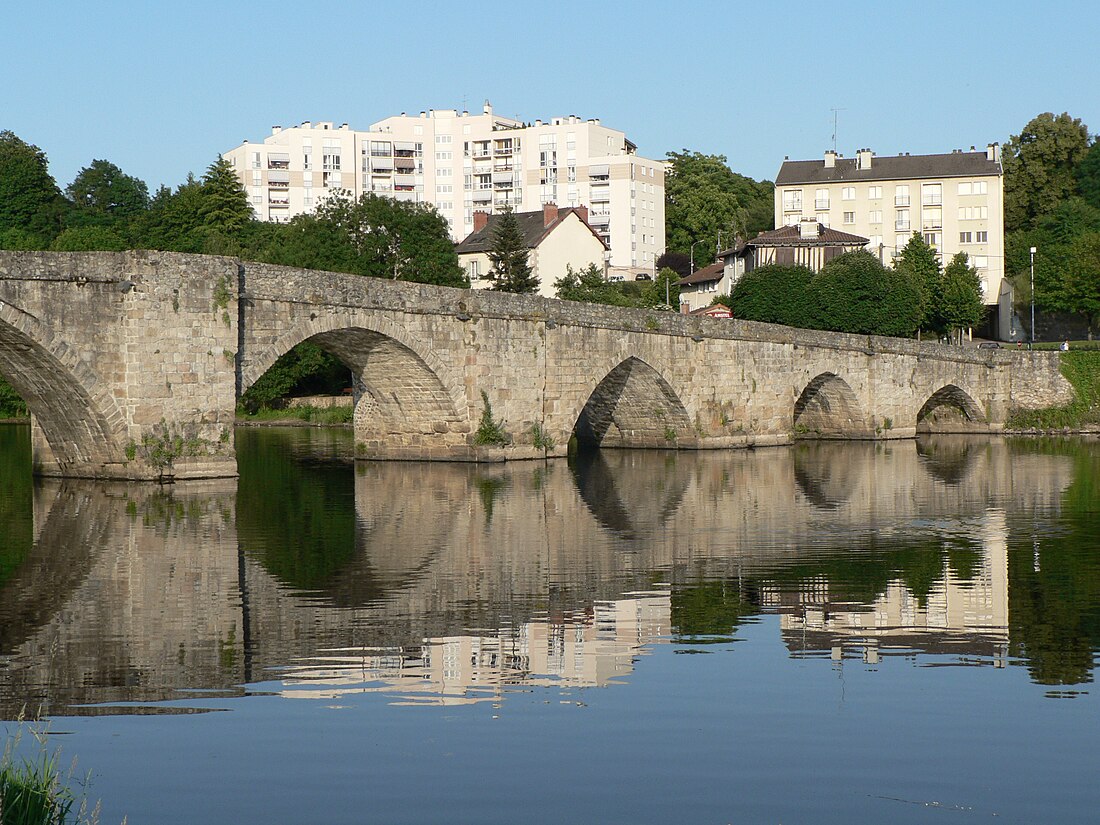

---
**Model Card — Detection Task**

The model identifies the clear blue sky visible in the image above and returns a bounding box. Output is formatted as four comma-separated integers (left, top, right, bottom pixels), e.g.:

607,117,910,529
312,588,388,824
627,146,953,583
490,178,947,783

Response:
3,1,1096,193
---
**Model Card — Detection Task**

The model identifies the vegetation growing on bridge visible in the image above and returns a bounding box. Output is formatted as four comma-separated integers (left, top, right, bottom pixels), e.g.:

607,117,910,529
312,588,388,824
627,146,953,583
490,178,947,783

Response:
1007,351,1100,430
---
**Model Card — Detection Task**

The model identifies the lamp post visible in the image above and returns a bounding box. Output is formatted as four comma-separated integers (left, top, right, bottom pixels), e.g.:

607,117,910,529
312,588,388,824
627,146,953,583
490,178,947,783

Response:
689,239,704,274
1030,246,1037,347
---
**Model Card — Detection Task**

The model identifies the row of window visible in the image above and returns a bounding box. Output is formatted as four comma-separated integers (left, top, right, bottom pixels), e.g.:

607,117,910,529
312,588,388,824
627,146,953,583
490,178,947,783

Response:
783,181,990,211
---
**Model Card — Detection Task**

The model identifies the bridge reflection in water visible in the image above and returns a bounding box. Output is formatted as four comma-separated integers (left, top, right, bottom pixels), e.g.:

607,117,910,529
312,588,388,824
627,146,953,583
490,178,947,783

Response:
0,427,1089,717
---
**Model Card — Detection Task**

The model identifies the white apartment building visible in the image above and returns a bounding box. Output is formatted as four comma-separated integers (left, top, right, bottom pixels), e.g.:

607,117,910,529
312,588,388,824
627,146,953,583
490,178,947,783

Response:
774,145,1011,337
223,102,665,273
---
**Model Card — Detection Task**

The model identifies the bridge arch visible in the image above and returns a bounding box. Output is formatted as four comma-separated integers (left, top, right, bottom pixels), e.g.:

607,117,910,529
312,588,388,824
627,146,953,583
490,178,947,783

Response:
242,312,469,451
793,372,870,438
916,384,988,433
572,356,694,448
0,305,125,473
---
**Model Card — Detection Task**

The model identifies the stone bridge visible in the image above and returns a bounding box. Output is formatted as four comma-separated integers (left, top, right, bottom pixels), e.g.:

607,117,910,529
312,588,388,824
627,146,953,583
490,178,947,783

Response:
0,250,1075,480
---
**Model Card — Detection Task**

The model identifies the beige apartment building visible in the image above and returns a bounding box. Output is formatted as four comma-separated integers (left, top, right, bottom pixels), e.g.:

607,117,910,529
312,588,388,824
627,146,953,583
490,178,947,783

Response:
774,145,1012,338
223,102,665,274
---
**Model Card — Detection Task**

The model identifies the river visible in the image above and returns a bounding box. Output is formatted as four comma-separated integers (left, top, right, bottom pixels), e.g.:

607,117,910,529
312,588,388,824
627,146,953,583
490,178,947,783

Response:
1,424,1098,823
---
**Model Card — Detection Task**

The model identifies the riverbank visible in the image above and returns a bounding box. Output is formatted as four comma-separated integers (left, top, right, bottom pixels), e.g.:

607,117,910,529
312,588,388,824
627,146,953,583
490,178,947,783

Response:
1006,351,1100,431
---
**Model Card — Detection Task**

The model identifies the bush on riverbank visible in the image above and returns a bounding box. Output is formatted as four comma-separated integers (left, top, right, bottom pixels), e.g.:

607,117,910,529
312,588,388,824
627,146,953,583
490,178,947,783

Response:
0,377,27,419
1008,351,1100,429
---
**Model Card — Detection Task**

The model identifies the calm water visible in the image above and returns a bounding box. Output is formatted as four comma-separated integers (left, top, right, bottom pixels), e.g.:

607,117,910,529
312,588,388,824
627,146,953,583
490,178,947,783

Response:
1,424,1099,824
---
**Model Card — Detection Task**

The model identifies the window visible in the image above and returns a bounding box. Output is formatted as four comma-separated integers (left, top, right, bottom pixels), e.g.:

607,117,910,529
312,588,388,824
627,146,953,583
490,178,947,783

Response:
436,168,452,178
302,153,311,171
322,153,341,171
251,151,261,170
958,206,989,220
815,188,830,210
868,234,883,249
783,189,802,212
436,151,452,161
924,231,942,248
958,182,972,196
467,259,480,280
896,234,910,253
960,231,973,243
435,135,452,144
895,185,910,206
869,210,883,224
922,183,942,206
895,209,910,230
922,207,942,230
976,230,988,243
842,187,856,201
868,186,883,200
436,184,453,194
819,213,831,227
974,255,988,269
843,211,855,224
973,181,988,195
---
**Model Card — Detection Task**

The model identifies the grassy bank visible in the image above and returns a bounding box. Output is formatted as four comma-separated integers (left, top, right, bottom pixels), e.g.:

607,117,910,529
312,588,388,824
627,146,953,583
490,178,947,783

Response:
1008,351,1100,430
236,404,353,426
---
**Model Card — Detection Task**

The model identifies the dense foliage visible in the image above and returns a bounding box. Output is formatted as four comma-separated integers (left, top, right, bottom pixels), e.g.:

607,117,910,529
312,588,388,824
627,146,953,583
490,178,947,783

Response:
554,263,679,309
664,150,773,261
1002,112,1100,336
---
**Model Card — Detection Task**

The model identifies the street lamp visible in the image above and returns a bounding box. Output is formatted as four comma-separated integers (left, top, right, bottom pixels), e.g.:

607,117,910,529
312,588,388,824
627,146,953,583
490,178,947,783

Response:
1030,246,1037,347
689,239,705,274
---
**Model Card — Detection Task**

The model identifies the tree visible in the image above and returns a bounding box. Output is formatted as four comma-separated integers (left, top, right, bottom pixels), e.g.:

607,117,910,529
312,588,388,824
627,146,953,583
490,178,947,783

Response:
488,206,537,293
1063,232,1100,337
726,264,816,327
65,159,149,227
555,262,637,307
811,250,922,337
655,251,691,279
1077,140,1100,210
51,226,127,251
200,156,253,236
664,150,773,257
641,267,681,309
1003,112,1091,231
894,233,944,335
940,253,985,342
0,130,65,244
258,192,465,287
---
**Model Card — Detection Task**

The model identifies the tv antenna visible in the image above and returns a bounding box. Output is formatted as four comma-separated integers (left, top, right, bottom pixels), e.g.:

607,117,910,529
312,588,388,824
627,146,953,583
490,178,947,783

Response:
831,107,846,152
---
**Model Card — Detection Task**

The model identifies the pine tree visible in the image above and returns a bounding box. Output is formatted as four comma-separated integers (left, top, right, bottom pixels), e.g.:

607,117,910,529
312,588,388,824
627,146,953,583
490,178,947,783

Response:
488,206,538,293
200,155,253,235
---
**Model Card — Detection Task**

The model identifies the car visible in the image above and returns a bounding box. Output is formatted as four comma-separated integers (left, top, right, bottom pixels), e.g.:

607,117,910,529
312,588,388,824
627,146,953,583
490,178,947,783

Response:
977,341,1002,349
635,273,652,281
608,274,625,282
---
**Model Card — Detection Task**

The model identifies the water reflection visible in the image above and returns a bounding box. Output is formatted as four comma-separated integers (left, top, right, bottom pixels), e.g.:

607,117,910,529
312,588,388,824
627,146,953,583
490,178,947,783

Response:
0,423,1098,718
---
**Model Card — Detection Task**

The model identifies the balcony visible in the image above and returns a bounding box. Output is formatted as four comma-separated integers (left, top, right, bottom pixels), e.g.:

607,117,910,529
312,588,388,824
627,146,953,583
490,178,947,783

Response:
471,189,492,202
922,195,942,206
815,199,830,210
895,220,911,231
590,186,611,203
895,195,910,207
589,212,611,227
922,220,942,231
268,198,289,206
783,202,802,213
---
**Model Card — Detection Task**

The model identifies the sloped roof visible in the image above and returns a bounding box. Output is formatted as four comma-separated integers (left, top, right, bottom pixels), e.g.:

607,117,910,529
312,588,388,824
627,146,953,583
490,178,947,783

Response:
776,151,1000,185
455,208,607,254
677,261,724,286
747,223,869,248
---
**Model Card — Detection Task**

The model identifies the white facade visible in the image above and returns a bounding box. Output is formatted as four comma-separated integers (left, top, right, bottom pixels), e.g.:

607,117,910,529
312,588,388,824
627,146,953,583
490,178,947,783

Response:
774,146,1007,317
223,102,664,271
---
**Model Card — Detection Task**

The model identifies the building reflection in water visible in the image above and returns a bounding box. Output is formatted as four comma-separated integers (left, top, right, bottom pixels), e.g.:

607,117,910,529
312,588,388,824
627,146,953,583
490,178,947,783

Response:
0,430,1089,717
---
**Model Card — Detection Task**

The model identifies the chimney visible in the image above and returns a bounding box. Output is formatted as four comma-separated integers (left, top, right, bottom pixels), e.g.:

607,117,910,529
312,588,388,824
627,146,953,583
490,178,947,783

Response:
543,202,559,226
986,142,1001,163
483,99,492,115
824,150,837,168
799,218,820,239
301,121,311,129
473,211,489,233
681,302,690,315
573,205,589,225
857,148,873,169
272,125,282,135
